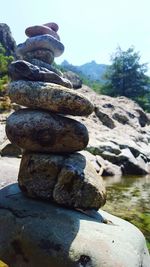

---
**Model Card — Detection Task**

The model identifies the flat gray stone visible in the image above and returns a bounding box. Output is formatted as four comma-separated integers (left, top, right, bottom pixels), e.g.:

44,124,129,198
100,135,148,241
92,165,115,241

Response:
8,80,94,116
0,179,149,267
6,109,89,153
18,151,106,209
16,34,64,57
9,60,72,88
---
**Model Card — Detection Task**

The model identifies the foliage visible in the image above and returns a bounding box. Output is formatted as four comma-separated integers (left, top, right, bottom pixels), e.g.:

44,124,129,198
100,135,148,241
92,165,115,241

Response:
54,62,103,93
0,43,13,92
101,46,150,109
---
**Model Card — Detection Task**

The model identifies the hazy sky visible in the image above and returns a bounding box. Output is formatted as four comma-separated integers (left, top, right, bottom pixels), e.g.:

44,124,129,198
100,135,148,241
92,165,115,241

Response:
1,0,150,71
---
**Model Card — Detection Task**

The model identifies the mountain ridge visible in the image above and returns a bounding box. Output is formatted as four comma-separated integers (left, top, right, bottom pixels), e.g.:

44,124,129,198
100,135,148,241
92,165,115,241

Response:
60,60,108,82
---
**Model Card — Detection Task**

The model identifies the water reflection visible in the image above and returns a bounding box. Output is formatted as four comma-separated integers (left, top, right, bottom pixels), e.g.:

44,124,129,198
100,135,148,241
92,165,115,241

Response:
104,175,150,210
103,175,150,250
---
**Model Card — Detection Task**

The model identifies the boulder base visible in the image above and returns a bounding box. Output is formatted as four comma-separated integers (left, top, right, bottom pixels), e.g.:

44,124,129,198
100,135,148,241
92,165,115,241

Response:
18,152,106,209
6,109,89,153
0,181,149,267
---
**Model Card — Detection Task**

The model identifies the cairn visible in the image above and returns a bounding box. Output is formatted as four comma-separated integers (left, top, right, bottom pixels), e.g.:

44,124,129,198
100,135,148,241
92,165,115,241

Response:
6,22,106,210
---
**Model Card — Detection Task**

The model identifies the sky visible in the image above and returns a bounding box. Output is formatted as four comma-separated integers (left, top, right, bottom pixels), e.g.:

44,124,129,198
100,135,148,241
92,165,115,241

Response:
1,0,150,72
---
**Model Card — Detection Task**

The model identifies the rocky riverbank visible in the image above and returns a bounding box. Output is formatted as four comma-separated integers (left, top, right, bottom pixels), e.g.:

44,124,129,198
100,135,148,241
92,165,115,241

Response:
75,85,150,176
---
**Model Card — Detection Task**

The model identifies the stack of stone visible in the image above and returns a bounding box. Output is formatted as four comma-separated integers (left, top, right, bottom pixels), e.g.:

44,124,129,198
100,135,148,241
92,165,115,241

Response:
6,22,106,211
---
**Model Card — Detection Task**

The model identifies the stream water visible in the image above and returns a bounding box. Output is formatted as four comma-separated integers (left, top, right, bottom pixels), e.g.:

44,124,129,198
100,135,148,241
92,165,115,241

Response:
103,175,150,251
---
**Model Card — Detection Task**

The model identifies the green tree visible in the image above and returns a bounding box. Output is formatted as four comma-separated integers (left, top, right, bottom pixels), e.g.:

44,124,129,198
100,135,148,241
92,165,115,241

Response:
101,46,149,100
0,43,13,91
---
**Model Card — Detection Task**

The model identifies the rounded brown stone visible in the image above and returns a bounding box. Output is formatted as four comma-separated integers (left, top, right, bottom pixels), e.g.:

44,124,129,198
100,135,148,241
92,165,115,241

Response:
25,25,60,40
8,81,94,116
18,151,106,210
6,109,89,153
23,49,54,64
44,22,59,32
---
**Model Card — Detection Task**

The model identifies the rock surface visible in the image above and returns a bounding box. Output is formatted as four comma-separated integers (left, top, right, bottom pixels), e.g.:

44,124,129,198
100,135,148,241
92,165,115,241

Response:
0,175,149,267
0,141,21,157
8,80,93,116
18,151,106,209
81,150,122,177
23,49,54,64
0,23,16,56
63,71,82,89
74,85,150,175
6,109,89,153
29,58,63,75
16,34,64,57
9,60,72,88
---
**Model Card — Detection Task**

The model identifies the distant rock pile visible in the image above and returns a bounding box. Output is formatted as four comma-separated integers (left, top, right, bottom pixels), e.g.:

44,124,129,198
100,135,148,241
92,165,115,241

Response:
6,23,106,210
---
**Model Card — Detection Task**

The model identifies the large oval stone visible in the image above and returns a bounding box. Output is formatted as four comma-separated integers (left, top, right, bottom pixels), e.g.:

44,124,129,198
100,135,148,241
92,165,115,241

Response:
8,80,94,116
16,34,64,57
18,151,106,209
6,109,89,153
25,25,60,40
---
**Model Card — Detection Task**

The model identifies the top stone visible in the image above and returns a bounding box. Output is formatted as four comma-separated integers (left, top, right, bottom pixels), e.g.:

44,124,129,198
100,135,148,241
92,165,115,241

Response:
25,25,60,40
44,22,59,32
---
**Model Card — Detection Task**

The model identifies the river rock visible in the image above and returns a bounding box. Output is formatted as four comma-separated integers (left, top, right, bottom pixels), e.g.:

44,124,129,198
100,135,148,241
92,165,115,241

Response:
0,180,150,267
9,60,72,88
8,80,94,116
44,22,59,32
18,152,106,209
23,49,54,64
29,58,63,76
6,109,89,153
25,25,60,40
16,34,64,58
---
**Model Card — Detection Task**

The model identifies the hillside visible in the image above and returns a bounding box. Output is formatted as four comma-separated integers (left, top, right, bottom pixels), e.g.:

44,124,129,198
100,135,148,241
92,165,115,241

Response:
61,60,108,82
